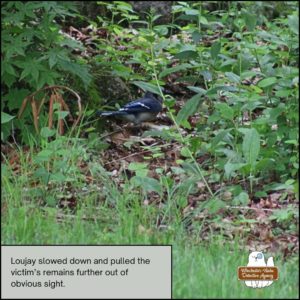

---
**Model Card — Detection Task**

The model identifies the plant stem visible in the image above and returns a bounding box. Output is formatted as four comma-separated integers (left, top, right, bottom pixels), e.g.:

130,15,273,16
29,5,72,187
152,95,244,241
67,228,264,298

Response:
149,37,214,198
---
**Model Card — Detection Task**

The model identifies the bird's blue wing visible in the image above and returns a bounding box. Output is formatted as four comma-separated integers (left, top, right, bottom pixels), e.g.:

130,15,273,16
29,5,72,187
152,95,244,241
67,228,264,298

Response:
122,97,162,113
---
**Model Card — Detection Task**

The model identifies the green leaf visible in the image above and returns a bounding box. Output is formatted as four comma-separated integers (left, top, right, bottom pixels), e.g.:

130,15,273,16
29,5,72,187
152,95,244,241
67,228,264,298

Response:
258,77,277,88
40,127,56,138
34,168,50,184
19,61,39,82
233,192,249,205
242,11,257,31
34,150,53,163
58,59,91,88
1,112,15,124
55,111,69,120
46,195,57,207
224,162,247,178
180,147,190,158
50,172,66,182
60,37,85,51
2,61,17,76
132,81,161,95
128,162,148,177
159,63,192,78
199,16,208,25
288,15,299,35
215,103,234,120
174,50,198,60
211,129,232,148
185,9,199,15
128,162,148,170
5,88,30,111
176,93,203,125
187,86,207,95
144,34,155,43
203,198,226,214
191,30,201,43
131,176,161,193
239,128,260,166
153,25,169,36
255,191,268,198
225,72,240,83
211,42,221,60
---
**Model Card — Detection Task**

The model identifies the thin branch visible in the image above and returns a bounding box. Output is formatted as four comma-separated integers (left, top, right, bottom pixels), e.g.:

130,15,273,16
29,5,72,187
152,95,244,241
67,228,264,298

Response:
225,205,278,212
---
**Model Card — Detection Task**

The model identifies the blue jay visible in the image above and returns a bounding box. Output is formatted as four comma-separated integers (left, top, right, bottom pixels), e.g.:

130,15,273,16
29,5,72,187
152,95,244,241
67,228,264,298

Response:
97,92,163,124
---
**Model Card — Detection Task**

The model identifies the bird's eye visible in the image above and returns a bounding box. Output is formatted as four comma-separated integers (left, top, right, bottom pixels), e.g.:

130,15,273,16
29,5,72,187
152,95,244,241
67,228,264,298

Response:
257,253,263,259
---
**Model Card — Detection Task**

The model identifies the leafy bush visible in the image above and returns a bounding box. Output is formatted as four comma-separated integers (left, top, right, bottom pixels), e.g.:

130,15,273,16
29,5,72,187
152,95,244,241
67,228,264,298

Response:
1,1,91,142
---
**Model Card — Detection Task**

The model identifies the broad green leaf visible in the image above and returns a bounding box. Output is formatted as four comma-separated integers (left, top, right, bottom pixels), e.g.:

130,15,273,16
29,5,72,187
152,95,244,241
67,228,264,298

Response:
1,112,15,124
47,50,59,69
19,62,39,82
58,59,91,87
185,9,199,15
258,77,277,88
199,16,208,25
34,168,50,184
215,103,234,120
40,127,56,138
128,162,148,177
174,50,198,60
132,81,161,95
239,128,260,166
34,150,53,163
131,176,161,193
159,63,192,78
153,25,169,36
242,11,257,31
255,158,275,171
46,195,57,207
128,162,148,171
264,182,294,191
224,162,247,178
211,129,232,148
115,1,133,10
241,70,261,80
55,111,69,119
176,93,203,125
211,42,221,60
180,147,190,158
288,14,299,35
207,85,238,96
2,61,17,76
255,191,268,198
187,86,207,95
60,38,85,51
203,198,226,214
5,88,30,111
225,72,240,83
233,192,249,205
181,162,200,175
144,34,155,43
49,172,66,182
191,30,201,43
200,70,212,81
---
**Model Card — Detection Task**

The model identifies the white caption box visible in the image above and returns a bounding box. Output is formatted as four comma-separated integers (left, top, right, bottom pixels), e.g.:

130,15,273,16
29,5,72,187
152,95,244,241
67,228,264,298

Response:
1,245,172,299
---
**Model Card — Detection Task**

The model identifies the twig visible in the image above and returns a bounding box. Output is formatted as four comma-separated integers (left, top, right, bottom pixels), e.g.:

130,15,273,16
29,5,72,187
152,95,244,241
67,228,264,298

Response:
225,205,278,212
103,142,181,166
